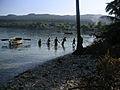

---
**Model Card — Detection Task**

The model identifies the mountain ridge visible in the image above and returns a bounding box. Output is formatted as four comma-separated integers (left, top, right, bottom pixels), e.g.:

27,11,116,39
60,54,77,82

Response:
0,14,111,24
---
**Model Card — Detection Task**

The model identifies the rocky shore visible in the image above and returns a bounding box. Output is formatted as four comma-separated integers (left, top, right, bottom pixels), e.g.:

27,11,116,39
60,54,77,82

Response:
1,53,98,90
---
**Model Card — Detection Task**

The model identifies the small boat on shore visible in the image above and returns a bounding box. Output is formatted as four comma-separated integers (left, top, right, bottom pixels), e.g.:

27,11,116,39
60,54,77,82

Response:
9,37,23,45
64,32,73,35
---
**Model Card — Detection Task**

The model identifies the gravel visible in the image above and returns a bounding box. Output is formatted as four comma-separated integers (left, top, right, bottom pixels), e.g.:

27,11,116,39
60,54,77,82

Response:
1,53,98,90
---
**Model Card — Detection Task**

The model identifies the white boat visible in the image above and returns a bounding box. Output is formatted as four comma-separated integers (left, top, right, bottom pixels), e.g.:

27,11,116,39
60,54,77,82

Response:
9,37,23,45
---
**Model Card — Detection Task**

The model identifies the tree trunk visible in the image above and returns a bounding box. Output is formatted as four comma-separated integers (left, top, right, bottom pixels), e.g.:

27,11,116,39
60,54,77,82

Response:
73,0,83,55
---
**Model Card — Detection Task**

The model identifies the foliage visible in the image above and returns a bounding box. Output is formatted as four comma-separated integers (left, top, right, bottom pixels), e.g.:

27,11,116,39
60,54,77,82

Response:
84,21,120,57
0,20,75,30
106,0,120,21
70,52,120,89
96,51,120,89
99,22,120,45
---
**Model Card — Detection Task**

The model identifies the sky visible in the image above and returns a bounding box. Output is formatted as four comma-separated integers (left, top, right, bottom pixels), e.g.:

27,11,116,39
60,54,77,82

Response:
0,0,113,16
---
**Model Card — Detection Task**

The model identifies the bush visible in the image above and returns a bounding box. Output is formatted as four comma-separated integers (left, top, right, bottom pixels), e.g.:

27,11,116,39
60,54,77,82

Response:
96,50,120,89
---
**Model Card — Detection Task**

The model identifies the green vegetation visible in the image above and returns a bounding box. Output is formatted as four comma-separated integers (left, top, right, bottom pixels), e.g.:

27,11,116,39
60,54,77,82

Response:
84,0,120,56
71,52,120,90
106,0,120,17
106,0,120,22
81,1,120,89
0,14,111,33
0,20,75,30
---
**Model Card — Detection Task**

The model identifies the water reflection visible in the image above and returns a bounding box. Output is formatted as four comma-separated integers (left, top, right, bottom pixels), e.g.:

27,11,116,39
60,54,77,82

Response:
1,46,8,49
1,44,31,49
47,44,50,50
62,45,65,51
23,45,31,48
9,44,22,49
54,46,58,52
72,45,76,51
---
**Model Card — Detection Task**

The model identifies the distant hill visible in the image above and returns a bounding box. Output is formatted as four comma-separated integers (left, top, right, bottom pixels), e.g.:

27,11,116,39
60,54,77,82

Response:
0,14,111,24
0,14,75,21
98,15,113,24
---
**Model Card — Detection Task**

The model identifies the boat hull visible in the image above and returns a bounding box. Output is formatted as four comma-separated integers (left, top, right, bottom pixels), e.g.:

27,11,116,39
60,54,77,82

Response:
9,37,23,46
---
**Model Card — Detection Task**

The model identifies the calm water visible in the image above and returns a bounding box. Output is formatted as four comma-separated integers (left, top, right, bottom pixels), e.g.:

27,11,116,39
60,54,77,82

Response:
0,27,95,84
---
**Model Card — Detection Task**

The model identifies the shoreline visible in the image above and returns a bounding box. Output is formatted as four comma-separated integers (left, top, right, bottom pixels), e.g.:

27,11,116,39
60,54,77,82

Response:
1,53,98,90
0,53,71,85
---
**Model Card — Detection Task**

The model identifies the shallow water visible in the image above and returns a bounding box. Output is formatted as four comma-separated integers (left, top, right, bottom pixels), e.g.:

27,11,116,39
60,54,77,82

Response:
0,27,95,84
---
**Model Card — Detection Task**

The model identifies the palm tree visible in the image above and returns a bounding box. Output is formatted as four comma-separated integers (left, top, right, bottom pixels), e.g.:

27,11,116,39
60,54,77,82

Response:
74,0,83,54
106,0,120,20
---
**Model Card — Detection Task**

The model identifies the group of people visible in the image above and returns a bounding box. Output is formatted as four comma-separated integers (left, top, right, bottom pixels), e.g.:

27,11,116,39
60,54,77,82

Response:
38,37,76,49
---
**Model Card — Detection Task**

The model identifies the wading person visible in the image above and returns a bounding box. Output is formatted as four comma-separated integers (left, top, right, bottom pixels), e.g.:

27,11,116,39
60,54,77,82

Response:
72,38,76,47
47,37,50,47
72,38,76,51
61,37,66,46
54,37,59,47
38,39,41,47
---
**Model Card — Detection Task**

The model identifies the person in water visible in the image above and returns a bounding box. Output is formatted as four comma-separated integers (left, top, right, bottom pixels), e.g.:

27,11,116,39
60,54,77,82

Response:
38,39,41,47
72,38,76,51
61,37,66,46
47,37,50,46
54,37,59,47
72,38,76,46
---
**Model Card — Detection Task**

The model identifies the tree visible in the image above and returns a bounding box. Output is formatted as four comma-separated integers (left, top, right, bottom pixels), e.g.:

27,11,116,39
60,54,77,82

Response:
106,0,120,21
74,0,83,54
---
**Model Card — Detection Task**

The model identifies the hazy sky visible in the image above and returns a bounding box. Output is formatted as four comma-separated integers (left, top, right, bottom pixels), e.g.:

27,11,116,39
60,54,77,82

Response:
0,0,113,15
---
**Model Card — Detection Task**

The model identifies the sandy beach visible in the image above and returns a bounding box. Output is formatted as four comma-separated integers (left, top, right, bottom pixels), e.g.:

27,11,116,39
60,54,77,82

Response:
1,53,98,90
